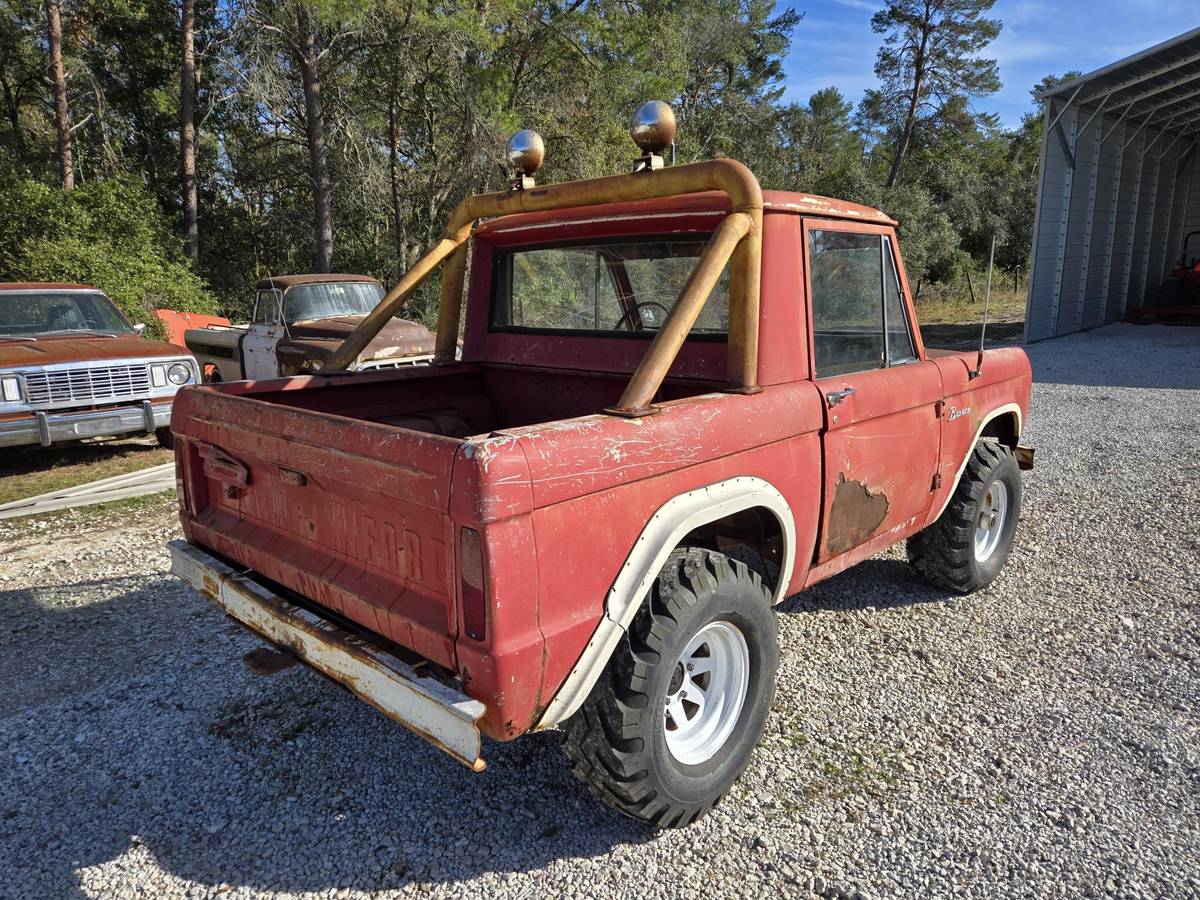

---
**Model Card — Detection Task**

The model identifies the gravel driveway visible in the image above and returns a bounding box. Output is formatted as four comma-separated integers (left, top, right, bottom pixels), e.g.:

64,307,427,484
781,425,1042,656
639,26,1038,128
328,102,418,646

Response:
1,323,1197,899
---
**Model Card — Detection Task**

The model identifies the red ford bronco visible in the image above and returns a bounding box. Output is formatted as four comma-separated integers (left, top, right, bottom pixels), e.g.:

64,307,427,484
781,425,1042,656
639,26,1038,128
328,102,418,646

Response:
168,109,1032,828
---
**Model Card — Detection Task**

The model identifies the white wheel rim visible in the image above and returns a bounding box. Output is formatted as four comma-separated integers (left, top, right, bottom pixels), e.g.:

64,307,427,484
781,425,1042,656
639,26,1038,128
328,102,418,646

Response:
974,479,1009,562
663,620,750,766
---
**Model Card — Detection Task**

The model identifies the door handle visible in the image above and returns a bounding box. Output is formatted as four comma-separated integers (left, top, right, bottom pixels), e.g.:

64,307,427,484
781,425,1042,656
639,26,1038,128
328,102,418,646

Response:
825,387,857,408
197,442,250,487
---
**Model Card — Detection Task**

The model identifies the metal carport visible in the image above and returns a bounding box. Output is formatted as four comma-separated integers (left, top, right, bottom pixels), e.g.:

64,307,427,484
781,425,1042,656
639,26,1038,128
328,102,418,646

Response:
1025,28,1200,341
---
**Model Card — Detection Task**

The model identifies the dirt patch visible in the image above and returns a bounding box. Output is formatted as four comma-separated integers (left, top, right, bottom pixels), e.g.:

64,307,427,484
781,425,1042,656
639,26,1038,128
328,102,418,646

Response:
920,320,1025,351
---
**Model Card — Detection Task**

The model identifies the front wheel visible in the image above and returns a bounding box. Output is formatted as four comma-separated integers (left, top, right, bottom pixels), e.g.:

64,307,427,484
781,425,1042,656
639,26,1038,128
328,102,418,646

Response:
562,547,778,828
154,426,175,450
907,439,1022,593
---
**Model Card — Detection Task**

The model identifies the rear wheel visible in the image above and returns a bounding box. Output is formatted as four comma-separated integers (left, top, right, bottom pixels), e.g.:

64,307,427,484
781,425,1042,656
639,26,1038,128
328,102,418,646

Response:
907,440,1021,593
562,547,778,828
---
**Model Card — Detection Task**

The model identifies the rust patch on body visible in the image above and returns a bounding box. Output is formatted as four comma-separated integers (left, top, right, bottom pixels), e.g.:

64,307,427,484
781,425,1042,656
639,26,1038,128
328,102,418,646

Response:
201,575,219,599
825,473,889,556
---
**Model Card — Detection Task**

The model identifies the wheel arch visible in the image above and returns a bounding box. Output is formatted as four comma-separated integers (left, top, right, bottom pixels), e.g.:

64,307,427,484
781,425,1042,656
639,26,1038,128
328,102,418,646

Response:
535,476,796,731
980,407,1020,448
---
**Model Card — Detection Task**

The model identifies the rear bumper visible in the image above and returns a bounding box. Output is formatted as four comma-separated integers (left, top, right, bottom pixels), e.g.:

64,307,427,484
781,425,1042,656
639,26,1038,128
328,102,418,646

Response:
0,400,170,448
167,540,487,770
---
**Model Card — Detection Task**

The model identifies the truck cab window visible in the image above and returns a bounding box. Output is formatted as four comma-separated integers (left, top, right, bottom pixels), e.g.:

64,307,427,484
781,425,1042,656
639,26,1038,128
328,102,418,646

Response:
493,239,729,335
252,291,280,325
808,230,885,378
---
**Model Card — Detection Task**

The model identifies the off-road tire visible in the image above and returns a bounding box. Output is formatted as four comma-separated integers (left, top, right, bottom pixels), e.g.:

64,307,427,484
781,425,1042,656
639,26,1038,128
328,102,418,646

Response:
154,426,175,450
907,439,1021,593
562,547,778,828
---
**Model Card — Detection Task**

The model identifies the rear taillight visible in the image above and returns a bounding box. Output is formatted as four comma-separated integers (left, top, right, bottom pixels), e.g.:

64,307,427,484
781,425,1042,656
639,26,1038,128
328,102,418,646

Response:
459,527,487,641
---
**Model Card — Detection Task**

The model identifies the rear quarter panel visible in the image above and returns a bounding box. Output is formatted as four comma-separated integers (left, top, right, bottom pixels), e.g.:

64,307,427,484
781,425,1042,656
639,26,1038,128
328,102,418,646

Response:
503,383,826,728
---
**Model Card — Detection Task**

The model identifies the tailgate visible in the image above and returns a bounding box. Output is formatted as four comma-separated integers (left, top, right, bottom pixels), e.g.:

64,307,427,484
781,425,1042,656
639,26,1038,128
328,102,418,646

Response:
173,387,461,667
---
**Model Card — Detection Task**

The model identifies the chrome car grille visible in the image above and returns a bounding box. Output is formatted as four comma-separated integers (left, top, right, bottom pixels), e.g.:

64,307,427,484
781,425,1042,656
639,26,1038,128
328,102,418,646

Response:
23,364,150,406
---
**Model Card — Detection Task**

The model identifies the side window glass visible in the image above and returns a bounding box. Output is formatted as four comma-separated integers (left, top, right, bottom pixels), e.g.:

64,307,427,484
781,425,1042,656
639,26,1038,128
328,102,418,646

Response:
883,240,916,364
809,230,885,378
252,291,279,325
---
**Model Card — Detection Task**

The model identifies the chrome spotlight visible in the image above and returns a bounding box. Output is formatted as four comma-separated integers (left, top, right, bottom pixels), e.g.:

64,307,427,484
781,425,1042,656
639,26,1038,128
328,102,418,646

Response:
505,129,545,190
630,101,676,172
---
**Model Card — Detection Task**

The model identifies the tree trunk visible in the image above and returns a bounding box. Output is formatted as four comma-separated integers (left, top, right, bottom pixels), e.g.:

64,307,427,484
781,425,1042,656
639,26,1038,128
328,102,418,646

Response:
388,91,407,274
45,0,73,190
180,0,199,262
885,83,919,189
884,18,931,190
1,77,27,157
293,4,333,273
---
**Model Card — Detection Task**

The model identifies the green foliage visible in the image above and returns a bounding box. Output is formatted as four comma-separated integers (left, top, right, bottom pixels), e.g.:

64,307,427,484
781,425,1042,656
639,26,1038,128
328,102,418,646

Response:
0,0,1056,318
0,170,218,338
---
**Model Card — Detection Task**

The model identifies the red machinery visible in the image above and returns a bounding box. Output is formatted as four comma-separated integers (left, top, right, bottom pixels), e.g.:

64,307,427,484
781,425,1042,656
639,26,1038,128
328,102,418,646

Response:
1139,230,1200,324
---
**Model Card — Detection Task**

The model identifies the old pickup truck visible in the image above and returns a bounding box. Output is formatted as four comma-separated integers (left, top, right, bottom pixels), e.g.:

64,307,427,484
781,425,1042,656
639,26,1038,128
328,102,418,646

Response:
183,274,435,382
167,107,1032,828
0,282,199,449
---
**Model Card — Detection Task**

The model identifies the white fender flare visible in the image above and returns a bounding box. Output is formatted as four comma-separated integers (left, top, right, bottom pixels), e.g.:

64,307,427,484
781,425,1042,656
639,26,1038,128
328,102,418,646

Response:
930,402,1023,521
535,476,796,730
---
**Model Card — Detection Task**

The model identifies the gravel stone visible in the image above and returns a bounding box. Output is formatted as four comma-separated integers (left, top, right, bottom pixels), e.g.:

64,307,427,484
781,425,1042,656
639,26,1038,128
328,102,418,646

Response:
1,323,1197,898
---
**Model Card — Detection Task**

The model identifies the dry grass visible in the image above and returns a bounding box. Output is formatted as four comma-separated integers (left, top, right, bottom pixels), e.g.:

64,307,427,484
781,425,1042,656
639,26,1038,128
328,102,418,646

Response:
0,435,173,507
913,285,1027,326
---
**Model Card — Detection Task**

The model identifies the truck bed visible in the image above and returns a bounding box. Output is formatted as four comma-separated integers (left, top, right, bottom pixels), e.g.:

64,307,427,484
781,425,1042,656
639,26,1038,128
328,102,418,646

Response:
171,361,724,670
229,362,722,436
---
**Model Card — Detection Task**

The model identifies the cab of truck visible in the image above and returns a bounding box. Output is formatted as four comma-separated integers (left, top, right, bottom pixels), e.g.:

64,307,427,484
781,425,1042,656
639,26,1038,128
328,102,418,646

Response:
168,106,1032,829
183,274,435,382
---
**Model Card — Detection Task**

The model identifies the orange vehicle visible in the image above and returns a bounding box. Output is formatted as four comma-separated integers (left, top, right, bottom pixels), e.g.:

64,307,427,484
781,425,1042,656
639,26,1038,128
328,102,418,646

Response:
167,108,1033,827
0,283,199,449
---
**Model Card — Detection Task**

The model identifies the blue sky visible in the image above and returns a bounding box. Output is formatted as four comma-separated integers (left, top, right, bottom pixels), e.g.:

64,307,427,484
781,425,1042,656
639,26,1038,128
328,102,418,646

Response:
781,0,1197,128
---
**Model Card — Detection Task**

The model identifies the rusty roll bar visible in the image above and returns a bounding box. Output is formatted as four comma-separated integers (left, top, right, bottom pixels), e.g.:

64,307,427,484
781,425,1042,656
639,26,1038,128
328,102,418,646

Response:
322,159,763,415
607,211,751,415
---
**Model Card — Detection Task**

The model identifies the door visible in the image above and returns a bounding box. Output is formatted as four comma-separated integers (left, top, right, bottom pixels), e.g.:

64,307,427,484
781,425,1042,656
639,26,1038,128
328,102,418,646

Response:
805,223,943,564
243,289,284,379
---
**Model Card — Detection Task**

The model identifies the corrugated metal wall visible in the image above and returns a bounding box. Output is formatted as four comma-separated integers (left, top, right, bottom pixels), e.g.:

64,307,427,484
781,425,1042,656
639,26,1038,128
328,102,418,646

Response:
1025,104,1200,341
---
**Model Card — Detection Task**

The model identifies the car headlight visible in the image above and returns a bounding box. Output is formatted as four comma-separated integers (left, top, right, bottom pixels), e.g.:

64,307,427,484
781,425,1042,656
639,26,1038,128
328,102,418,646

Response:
168,362,193,385
150,363,167,387
1,375,21,403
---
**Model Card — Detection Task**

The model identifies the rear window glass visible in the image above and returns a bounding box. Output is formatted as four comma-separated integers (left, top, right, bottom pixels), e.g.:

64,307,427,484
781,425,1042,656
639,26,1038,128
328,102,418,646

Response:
491,238,728,336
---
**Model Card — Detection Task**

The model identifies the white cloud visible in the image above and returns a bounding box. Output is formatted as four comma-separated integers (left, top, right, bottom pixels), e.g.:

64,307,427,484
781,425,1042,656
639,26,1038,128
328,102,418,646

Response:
989,31,1062,67
830,0,882,12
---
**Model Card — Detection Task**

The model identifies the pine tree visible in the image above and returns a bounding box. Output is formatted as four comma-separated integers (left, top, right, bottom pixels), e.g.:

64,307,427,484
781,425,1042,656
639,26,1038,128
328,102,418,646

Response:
869,0,1001,189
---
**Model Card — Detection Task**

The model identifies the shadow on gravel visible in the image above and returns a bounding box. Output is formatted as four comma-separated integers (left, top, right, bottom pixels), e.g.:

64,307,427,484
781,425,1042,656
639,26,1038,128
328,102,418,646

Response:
920,320,1024,351
0,575,205,716
775,558,957,615
1,575,654,899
